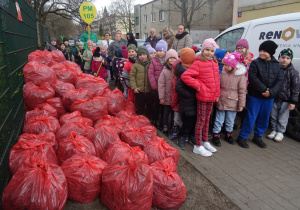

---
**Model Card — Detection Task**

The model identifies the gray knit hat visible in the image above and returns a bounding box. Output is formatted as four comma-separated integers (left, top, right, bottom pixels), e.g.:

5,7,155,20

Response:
128,44,137,52
137,46,149,55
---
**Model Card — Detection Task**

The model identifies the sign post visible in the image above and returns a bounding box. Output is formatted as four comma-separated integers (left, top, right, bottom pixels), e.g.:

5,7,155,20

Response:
79,2,97,40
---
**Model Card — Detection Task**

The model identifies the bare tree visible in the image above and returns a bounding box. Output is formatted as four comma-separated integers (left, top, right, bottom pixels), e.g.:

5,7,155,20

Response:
108,0,135,33
169,0,208,31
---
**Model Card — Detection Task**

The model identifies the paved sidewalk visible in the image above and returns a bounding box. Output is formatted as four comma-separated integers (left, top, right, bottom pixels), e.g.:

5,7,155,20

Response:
158,129,300,210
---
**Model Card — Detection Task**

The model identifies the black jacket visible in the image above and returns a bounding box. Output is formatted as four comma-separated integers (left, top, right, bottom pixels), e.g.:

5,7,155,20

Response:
175,62,197,117
145,35,160,48
127,32,137,47
248,57,284,99
277,63,300,104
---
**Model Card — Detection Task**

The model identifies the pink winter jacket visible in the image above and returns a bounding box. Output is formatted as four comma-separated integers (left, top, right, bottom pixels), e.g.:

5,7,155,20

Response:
216,63,247,111
158,65,172,105
148,57,164,90
181,57,220,102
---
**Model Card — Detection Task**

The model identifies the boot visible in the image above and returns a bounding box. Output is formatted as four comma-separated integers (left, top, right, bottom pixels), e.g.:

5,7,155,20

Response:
189,135,196,145
225,131,235,144
212,133,221,146
169,126,179,140
252,135,266,148
162,125,168,135
177,137,186,150
236,136,249,148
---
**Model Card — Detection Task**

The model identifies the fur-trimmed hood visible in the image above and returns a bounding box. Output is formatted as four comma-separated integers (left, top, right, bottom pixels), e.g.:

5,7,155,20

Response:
222,63,247,76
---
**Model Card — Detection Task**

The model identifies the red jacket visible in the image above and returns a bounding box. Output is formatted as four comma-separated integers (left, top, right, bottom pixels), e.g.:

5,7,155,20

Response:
124,60,135,74
181,57,220,102
148,57,164,90
171,59,181,112
91,58,108,79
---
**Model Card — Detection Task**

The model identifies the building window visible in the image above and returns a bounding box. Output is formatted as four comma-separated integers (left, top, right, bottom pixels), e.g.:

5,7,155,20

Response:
135,17,139,26
144,15,147,24
144,33,148,39
159,10,165,21
151,13,156,22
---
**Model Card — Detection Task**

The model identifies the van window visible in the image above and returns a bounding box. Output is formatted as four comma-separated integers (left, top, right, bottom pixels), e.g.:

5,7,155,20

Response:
215,28,245,52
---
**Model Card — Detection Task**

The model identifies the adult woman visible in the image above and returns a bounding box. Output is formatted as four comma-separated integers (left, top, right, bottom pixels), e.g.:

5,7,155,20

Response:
126,32,138,47
162,26,175,50
172,24,193,55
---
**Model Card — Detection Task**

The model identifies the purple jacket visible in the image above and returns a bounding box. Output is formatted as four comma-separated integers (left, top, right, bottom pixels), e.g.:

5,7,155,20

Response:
148,57,164,90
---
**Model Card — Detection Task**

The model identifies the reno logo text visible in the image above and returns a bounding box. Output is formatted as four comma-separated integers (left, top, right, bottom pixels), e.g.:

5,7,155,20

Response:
259,27,300,41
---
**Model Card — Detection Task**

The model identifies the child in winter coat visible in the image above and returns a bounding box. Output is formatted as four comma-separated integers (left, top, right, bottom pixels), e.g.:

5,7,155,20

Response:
158,49,178,135
237,40,284,149
236,39,253,81
268,48,300,142
75,42,85,71
212,52,247,146
181,38,220,157
130,46,153,118
214,49,229,74
91,47,108,80
175,48,197,150
60,43,70,61
124,44,137,102
100,45,111,83
113,48,127,90
82,40,94,74
148,40,168,129
119,46,130,98
146,45,156,61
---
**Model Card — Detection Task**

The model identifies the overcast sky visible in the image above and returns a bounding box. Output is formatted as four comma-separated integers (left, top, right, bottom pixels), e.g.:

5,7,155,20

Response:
94,0,152,12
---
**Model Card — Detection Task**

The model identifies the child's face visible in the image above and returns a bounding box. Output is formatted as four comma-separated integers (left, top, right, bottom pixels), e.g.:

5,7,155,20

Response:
236,46,247,56
100,48,106,54
64,41,69,46
51,41,56,46
60,44,65,50
149,52,156,60
203,47,215,60
87,44,93,50
224,63,234,72
138,53,148,62
79,45,83,49
279,55,291,68
259,50,271,61
168,58,176,66
128,49,137,59
156,50,166,58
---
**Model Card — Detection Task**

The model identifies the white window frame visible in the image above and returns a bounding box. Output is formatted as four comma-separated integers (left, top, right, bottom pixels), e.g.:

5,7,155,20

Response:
159,10,165,21
151,13,156,22
144,15,147,24
144,33,148,40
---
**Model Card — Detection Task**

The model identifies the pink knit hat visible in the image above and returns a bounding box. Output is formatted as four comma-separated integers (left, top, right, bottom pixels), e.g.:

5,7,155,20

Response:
201,38,217,52
122,46,128,58
222,52,241,68
165,49,178,63
236,39,249,49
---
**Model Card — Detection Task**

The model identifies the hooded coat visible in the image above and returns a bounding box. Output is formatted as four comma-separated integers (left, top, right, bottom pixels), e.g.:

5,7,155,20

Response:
158,64,173,105
148,57,164,90
130,60,152,93
127,32,138,47
216,63,247,112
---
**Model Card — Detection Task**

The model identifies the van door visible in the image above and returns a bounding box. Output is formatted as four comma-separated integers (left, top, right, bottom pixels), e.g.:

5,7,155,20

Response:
215,28,245,52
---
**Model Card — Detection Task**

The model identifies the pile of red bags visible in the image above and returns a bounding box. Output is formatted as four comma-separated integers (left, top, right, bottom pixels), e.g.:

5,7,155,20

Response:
3,49,186,210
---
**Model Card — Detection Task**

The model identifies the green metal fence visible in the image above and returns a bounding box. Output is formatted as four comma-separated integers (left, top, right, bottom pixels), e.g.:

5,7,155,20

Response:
0,0,38,198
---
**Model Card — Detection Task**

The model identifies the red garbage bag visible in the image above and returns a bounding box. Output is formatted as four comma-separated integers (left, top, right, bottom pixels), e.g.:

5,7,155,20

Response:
3,157,67,210
56,122,94,141
51,63,77,84
75,74,109,96
62,88,93,111
101,156,153,210
57,132,96,164
102,88,126,115
47,60,58,67
124,100,136,114
61,60,82,75
23,82,55,110
94,115,125,135
17,132,58,152
87,126,121,158
115,110,136,122
28,50,52,65
23,61,57,86
144,137,180,165
150,157,186,209
23,115,60,135
59,111,93,126
71,97,108,122
46,97,67,117
9,140,58,175
25,103,58,124
120,125,157,149
126,115,151,127
103,141,148,165
51,80,75,98
61,154,107,203
51,50,66,63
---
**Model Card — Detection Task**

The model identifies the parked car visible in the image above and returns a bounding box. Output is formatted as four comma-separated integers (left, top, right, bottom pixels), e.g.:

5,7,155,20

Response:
136,39,145,47
214,12,300,141
69,40,74,47
193,43,202,50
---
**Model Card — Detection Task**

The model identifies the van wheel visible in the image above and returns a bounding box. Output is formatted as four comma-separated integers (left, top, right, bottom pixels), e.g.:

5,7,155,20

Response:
286,104,300,142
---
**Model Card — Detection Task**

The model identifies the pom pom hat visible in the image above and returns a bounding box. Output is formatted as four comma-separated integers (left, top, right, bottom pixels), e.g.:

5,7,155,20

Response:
122,46,128,58
222,52,241,69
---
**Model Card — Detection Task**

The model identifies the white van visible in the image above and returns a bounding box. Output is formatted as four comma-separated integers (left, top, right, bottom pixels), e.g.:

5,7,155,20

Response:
214,12,300,141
